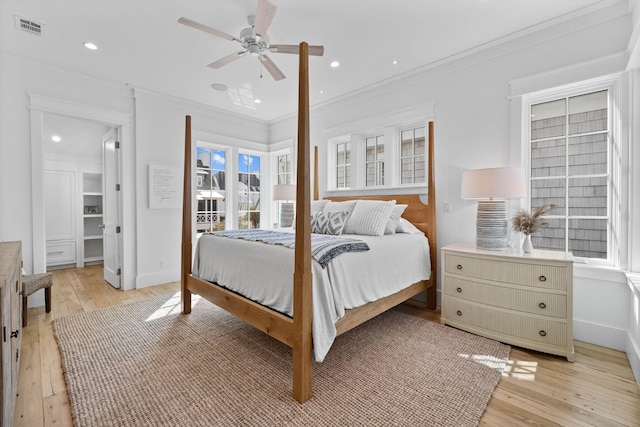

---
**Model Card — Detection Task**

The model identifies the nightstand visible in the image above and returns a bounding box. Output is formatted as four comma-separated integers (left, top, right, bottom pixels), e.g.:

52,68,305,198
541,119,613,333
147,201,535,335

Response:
441,243,574,362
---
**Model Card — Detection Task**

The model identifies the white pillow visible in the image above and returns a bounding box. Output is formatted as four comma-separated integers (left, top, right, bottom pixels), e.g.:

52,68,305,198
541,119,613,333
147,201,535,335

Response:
322,200,357,222
311,200,328,214
384,204,408,235
343,200,396,236
396,218,424,234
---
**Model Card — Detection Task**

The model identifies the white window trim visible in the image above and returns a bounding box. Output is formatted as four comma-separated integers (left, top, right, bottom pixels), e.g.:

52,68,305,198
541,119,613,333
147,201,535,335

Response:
195,141,231,232
237,149,265,229
270,146,294,228
520,73,628,269
325,121,431,194
327,136,353,191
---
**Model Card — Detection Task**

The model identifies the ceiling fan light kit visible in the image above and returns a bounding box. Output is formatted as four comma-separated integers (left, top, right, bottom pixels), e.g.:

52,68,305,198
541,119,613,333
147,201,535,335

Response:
178,0,324,81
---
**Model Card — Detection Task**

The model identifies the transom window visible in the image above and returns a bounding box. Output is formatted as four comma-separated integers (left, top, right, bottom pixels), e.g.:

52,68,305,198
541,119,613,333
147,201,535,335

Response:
336,141,351,189
526,87,613,261
365,135,384,186
277,153,292,185
400,126,426,184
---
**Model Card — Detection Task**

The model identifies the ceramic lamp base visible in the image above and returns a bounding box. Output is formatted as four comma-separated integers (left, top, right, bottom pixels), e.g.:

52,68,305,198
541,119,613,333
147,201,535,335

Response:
476,200,508,250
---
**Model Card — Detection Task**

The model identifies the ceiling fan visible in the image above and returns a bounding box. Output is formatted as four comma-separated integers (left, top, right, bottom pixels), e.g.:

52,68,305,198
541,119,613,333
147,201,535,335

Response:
178,0,324,81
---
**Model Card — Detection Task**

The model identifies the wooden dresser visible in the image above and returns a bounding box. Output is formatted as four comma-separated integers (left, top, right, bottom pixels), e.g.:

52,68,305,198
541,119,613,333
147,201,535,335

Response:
0,242,22,426
441,243,574,361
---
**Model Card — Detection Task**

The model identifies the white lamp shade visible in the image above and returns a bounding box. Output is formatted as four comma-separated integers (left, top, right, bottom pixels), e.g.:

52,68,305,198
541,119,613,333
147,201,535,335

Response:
461,167,526,200
272,184,296,201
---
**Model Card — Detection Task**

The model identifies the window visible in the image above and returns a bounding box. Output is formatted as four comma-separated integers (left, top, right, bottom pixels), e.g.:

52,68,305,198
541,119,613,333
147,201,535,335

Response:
276,153,294,227
277,153,292,185
238,153,261,229
400,126,426,184
196,147,226,232
336,141,351,189
365,135,384,186
526,87,613,261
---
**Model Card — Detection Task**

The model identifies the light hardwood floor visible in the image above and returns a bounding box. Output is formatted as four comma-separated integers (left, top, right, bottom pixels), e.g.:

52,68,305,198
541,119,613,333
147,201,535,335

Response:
14,266,640,426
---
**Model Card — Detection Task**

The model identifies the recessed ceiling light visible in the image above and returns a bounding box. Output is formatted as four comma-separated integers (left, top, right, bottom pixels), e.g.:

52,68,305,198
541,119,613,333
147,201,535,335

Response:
319,90,324,94
330,61,340,68
392,60,398,65
254,99,261,104
83,42,98,50
211,83,228,91
51,135,61,143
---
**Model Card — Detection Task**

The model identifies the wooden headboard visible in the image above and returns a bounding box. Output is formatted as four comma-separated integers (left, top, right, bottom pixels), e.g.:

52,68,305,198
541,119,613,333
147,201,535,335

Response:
323,124,437,310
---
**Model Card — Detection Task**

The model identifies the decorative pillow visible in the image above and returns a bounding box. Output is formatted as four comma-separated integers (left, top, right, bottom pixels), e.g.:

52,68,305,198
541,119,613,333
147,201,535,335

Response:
311,211,349,235
384,204,408,235
343,200,396,236
396,218,424,234
311,200,328,214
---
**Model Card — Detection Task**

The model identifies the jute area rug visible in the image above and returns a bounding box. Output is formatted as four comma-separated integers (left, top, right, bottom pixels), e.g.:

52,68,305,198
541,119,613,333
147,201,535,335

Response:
54,293,510,426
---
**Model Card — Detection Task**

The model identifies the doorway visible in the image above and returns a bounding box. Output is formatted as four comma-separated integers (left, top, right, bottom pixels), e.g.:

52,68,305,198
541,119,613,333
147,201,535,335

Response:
29,95,131,289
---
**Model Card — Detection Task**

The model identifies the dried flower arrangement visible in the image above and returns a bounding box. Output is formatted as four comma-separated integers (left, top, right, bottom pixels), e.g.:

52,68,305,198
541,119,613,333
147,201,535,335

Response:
511,204,557,235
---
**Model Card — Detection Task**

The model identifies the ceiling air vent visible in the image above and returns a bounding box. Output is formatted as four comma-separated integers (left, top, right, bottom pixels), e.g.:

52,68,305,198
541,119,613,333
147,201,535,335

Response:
15,16,43,36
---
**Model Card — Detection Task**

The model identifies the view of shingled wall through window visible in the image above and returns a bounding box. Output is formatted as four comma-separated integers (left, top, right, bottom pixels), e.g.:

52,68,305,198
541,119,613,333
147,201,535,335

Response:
529,90,608,259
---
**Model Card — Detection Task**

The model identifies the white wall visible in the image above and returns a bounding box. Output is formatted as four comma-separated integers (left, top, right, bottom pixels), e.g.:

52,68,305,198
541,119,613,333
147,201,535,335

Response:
132,89,270,287
271,5,636,354
0,54,270,290
0,53,133,275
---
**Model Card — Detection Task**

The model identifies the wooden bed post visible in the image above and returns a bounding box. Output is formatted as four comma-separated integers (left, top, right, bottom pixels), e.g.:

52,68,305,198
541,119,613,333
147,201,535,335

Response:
293,42,313,403
426,121,437,310
182,115,193,314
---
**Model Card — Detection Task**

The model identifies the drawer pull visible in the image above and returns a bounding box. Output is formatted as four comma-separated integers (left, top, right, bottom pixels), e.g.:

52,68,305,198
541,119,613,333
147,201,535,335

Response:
456,264,463,270
539,302,547,309
539,275,547,282
48,251,64,255
456,287,462,293
456,310,462,316
539,330,547,337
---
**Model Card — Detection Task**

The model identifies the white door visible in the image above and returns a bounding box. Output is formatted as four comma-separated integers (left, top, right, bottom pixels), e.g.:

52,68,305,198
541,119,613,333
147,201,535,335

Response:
102,128,121,288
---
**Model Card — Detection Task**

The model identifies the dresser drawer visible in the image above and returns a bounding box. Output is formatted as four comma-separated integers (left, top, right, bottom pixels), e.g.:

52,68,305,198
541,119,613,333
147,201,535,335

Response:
444,276,567,318
445,254,567,291
46,241,76,265
442,297,567,347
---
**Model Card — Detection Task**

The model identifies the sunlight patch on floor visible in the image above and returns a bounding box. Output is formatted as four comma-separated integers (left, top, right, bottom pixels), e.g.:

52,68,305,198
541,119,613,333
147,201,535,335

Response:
501,358,538,380
458,353,509,370
145,292,202,322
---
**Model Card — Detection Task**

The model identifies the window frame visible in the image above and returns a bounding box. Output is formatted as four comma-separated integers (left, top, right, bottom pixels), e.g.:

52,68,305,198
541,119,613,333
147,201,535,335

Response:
237,150,263,230
521,75,623,267
325,119,430,193
195,144,228,232
364,133,385,187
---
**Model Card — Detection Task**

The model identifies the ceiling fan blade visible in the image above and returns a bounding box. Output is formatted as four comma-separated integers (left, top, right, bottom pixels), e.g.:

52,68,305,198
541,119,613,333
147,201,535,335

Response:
252,0,277,39
208,51,246,69
270,44,324,56
260,55,285,81
178,17,240,42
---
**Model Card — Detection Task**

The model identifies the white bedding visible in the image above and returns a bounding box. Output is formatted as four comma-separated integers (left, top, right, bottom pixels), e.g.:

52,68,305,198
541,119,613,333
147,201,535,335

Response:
193,230,431,362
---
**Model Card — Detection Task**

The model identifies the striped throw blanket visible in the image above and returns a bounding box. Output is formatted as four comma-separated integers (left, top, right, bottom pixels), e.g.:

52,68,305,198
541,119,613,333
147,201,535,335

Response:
209,229,369,268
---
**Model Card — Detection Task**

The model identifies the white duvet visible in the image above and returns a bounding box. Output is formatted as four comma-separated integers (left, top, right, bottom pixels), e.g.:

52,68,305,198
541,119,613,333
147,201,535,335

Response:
193,230,431,362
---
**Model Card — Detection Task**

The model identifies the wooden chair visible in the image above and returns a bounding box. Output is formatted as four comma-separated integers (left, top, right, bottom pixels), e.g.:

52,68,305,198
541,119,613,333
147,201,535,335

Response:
22,273,53,327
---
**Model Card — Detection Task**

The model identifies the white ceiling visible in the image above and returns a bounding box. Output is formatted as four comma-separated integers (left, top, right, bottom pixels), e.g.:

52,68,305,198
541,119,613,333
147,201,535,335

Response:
0,0,614,123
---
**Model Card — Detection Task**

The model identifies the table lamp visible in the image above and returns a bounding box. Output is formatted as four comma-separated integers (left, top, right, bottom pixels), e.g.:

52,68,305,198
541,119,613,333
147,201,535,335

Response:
461,167,526,250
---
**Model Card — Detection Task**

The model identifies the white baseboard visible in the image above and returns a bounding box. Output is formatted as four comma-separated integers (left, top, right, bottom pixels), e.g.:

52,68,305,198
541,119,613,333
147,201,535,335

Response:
627,330,640,387
135,269,180,289
573,318,627,352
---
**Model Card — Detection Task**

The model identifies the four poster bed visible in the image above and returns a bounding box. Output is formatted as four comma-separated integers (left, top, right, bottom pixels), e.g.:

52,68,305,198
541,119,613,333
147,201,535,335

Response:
181,43,437,403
